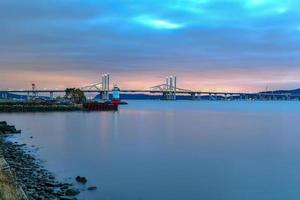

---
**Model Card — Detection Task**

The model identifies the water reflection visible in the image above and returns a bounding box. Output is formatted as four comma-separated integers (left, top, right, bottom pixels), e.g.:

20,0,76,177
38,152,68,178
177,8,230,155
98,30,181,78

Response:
1,101,300,200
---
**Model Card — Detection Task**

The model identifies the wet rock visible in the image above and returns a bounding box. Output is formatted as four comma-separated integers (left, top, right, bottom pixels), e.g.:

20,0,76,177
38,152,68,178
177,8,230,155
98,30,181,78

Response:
75,176,87,184
60,196,77,200
87,186,97,191
48,175,55,180
0,121,21,134
65,188,80,196
45,181,58,187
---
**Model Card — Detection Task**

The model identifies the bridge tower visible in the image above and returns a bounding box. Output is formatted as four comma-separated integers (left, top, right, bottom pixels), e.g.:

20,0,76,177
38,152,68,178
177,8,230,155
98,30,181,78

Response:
164,76,177,100
151,76,192,101
80,73,111,101
101,74,110,101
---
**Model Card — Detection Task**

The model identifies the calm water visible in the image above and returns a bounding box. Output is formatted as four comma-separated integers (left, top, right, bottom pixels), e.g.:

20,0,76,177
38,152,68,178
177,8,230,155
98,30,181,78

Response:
1,101,300,200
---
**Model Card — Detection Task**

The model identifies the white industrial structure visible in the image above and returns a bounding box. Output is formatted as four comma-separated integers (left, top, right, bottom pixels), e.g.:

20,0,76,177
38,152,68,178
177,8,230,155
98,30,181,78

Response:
101,73,110,100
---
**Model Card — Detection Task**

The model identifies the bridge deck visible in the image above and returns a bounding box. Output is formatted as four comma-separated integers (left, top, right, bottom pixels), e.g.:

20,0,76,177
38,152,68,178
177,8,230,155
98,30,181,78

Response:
0,89,298,97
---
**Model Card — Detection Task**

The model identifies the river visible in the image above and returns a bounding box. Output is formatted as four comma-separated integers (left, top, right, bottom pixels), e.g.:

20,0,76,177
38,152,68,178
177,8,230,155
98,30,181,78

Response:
1,100,300,200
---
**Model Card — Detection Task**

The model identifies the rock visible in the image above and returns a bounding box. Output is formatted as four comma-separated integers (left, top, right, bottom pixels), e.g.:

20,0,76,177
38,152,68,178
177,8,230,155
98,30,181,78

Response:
0,122,21,134
0,121,7,125
48,175,55,180
87,186,97,191
45,181,59,187
75,176,87,184
60,184,70,190
65,188,80,196
60,196,77,200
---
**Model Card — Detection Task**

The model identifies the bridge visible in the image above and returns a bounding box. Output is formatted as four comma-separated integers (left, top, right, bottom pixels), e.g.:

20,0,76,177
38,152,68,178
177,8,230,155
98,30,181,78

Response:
0,73,299,101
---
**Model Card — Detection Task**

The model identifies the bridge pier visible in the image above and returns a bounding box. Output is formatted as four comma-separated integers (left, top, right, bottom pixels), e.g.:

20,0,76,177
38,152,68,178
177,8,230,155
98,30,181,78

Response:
3,92,8,100
4,92,8,99
50,92,54,100
98,91,103,100
162,91,176,100
224,93,228,101
241,94,245,100
191,93,196,100
197,93,201,100
257,94,261,101
162,92,168,100
191,93,201,101
100,92,110,101
239,94,243,100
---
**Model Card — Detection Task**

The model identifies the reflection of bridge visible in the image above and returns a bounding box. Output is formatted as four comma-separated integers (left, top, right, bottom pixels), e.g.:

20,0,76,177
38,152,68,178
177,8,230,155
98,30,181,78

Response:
0,73,300,101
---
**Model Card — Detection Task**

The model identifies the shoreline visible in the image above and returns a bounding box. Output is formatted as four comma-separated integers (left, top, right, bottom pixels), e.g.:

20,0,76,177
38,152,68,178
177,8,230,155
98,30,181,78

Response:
0,101,118,112
0,122,80,200
0,102,83,113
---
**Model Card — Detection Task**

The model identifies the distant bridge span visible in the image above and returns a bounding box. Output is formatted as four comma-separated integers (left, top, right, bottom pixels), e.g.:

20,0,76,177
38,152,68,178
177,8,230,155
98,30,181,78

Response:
0,73,299,100
0,89,298,100
0,89,259,95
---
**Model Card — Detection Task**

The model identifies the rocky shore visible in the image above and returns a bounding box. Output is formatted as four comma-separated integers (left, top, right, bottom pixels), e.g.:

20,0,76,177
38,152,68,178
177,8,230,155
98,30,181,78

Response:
0,101,83,113
0,122,80,200
0,101,119,112
0,121,21,134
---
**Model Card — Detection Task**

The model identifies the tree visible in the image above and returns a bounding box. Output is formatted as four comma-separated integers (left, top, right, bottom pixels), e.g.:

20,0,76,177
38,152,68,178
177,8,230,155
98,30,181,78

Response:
64,88,86,104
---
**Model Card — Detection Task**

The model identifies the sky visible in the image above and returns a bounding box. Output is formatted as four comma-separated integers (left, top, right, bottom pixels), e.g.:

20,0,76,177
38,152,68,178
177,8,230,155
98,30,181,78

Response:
1,0,300,92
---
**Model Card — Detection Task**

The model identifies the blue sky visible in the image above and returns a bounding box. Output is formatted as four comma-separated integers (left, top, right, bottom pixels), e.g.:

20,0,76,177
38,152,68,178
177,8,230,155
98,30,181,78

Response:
1,0,300,91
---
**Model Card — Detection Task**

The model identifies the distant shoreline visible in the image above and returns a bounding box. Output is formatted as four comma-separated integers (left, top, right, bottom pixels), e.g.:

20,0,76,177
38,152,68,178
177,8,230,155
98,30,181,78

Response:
0,104,83,113
0,101,118,112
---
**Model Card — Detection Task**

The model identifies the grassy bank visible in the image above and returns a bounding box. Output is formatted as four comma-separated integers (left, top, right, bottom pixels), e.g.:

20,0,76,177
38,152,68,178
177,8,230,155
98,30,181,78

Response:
0,170,25,200
0,131,26,200
0,101,83,112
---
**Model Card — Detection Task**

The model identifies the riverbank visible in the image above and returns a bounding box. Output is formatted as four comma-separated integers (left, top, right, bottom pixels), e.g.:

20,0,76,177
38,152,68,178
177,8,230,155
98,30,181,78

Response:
0,101,119,112
0,101,82,112
0,122,80,200
0,167,26,200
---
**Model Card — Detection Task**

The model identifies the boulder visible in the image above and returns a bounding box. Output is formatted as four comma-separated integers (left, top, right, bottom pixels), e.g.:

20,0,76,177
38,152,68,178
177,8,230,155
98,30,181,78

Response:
87,186,97,191
75,176,87,184
65,188,80,196
0,122,21,134
0,121,7,126
60,196,77,200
